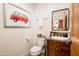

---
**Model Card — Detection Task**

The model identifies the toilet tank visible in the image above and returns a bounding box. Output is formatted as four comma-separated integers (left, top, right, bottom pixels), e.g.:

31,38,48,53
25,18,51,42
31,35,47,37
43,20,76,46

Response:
36,38,45,47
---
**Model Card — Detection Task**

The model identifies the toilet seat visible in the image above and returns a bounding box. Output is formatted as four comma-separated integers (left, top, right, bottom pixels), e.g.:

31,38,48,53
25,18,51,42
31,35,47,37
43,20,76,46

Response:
30,46,42,56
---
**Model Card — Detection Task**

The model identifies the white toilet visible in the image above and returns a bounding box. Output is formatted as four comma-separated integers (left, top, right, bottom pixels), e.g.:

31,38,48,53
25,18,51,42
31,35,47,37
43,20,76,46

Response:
30,38,45,56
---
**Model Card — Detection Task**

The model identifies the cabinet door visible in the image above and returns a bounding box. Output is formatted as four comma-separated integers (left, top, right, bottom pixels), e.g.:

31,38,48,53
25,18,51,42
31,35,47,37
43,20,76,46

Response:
47,47,56,56
47,40,56,56
60,48,70,56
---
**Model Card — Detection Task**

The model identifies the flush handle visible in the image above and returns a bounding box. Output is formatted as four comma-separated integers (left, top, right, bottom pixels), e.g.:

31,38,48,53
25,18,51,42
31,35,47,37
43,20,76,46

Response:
25,38,30,42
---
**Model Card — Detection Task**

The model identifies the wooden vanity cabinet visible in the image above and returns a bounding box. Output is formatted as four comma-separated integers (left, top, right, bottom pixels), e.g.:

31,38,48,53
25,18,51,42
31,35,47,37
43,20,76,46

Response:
47,39,71,56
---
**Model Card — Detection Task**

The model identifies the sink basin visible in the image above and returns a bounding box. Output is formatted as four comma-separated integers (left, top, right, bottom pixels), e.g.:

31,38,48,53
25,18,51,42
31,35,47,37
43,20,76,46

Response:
51,36,69,41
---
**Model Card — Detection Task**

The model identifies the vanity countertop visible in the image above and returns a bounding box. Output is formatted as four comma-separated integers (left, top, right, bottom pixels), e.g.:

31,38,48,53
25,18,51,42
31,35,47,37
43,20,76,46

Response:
46,36,71,43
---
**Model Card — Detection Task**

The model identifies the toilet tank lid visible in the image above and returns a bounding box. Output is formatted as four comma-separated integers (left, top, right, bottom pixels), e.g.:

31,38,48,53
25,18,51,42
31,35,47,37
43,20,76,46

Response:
31,46,42,52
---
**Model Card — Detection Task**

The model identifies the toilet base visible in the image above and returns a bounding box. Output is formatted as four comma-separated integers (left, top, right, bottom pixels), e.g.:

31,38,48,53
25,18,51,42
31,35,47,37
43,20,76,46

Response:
30,53,41,56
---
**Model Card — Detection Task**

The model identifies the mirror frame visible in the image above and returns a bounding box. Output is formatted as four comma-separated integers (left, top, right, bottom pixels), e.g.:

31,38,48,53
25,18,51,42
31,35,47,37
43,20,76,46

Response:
52,8,70,31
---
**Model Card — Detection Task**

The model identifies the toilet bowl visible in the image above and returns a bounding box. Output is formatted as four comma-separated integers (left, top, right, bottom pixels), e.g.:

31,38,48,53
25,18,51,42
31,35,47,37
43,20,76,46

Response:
30,38,45,56
30,46,42,56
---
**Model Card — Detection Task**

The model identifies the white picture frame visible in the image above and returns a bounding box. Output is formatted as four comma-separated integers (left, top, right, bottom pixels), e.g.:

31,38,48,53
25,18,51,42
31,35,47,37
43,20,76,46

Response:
3,3,31,28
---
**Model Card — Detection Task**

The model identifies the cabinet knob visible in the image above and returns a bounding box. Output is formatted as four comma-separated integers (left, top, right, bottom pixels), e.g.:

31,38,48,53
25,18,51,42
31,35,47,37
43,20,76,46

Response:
56,48,58,50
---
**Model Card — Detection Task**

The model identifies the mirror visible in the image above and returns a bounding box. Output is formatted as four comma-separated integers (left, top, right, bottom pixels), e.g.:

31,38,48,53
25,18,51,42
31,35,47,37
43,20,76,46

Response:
52,8,70,31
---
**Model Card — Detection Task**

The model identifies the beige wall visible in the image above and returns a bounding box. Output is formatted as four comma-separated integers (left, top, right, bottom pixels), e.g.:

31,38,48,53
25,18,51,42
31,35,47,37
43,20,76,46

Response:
0,3,34,56
0,3,71,56
33,3,71,42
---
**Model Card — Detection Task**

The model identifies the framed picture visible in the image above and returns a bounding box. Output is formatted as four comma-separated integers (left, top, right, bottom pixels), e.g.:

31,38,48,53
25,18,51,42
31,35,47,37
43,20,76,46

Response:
52,8,70,31
3,3,31,28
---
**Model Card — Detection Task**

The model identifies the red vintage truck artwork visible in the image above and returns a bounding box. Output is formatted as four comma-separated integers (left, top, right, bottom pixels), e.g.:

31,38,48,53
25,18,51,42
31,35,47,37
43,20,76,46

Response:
10,11,28,24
